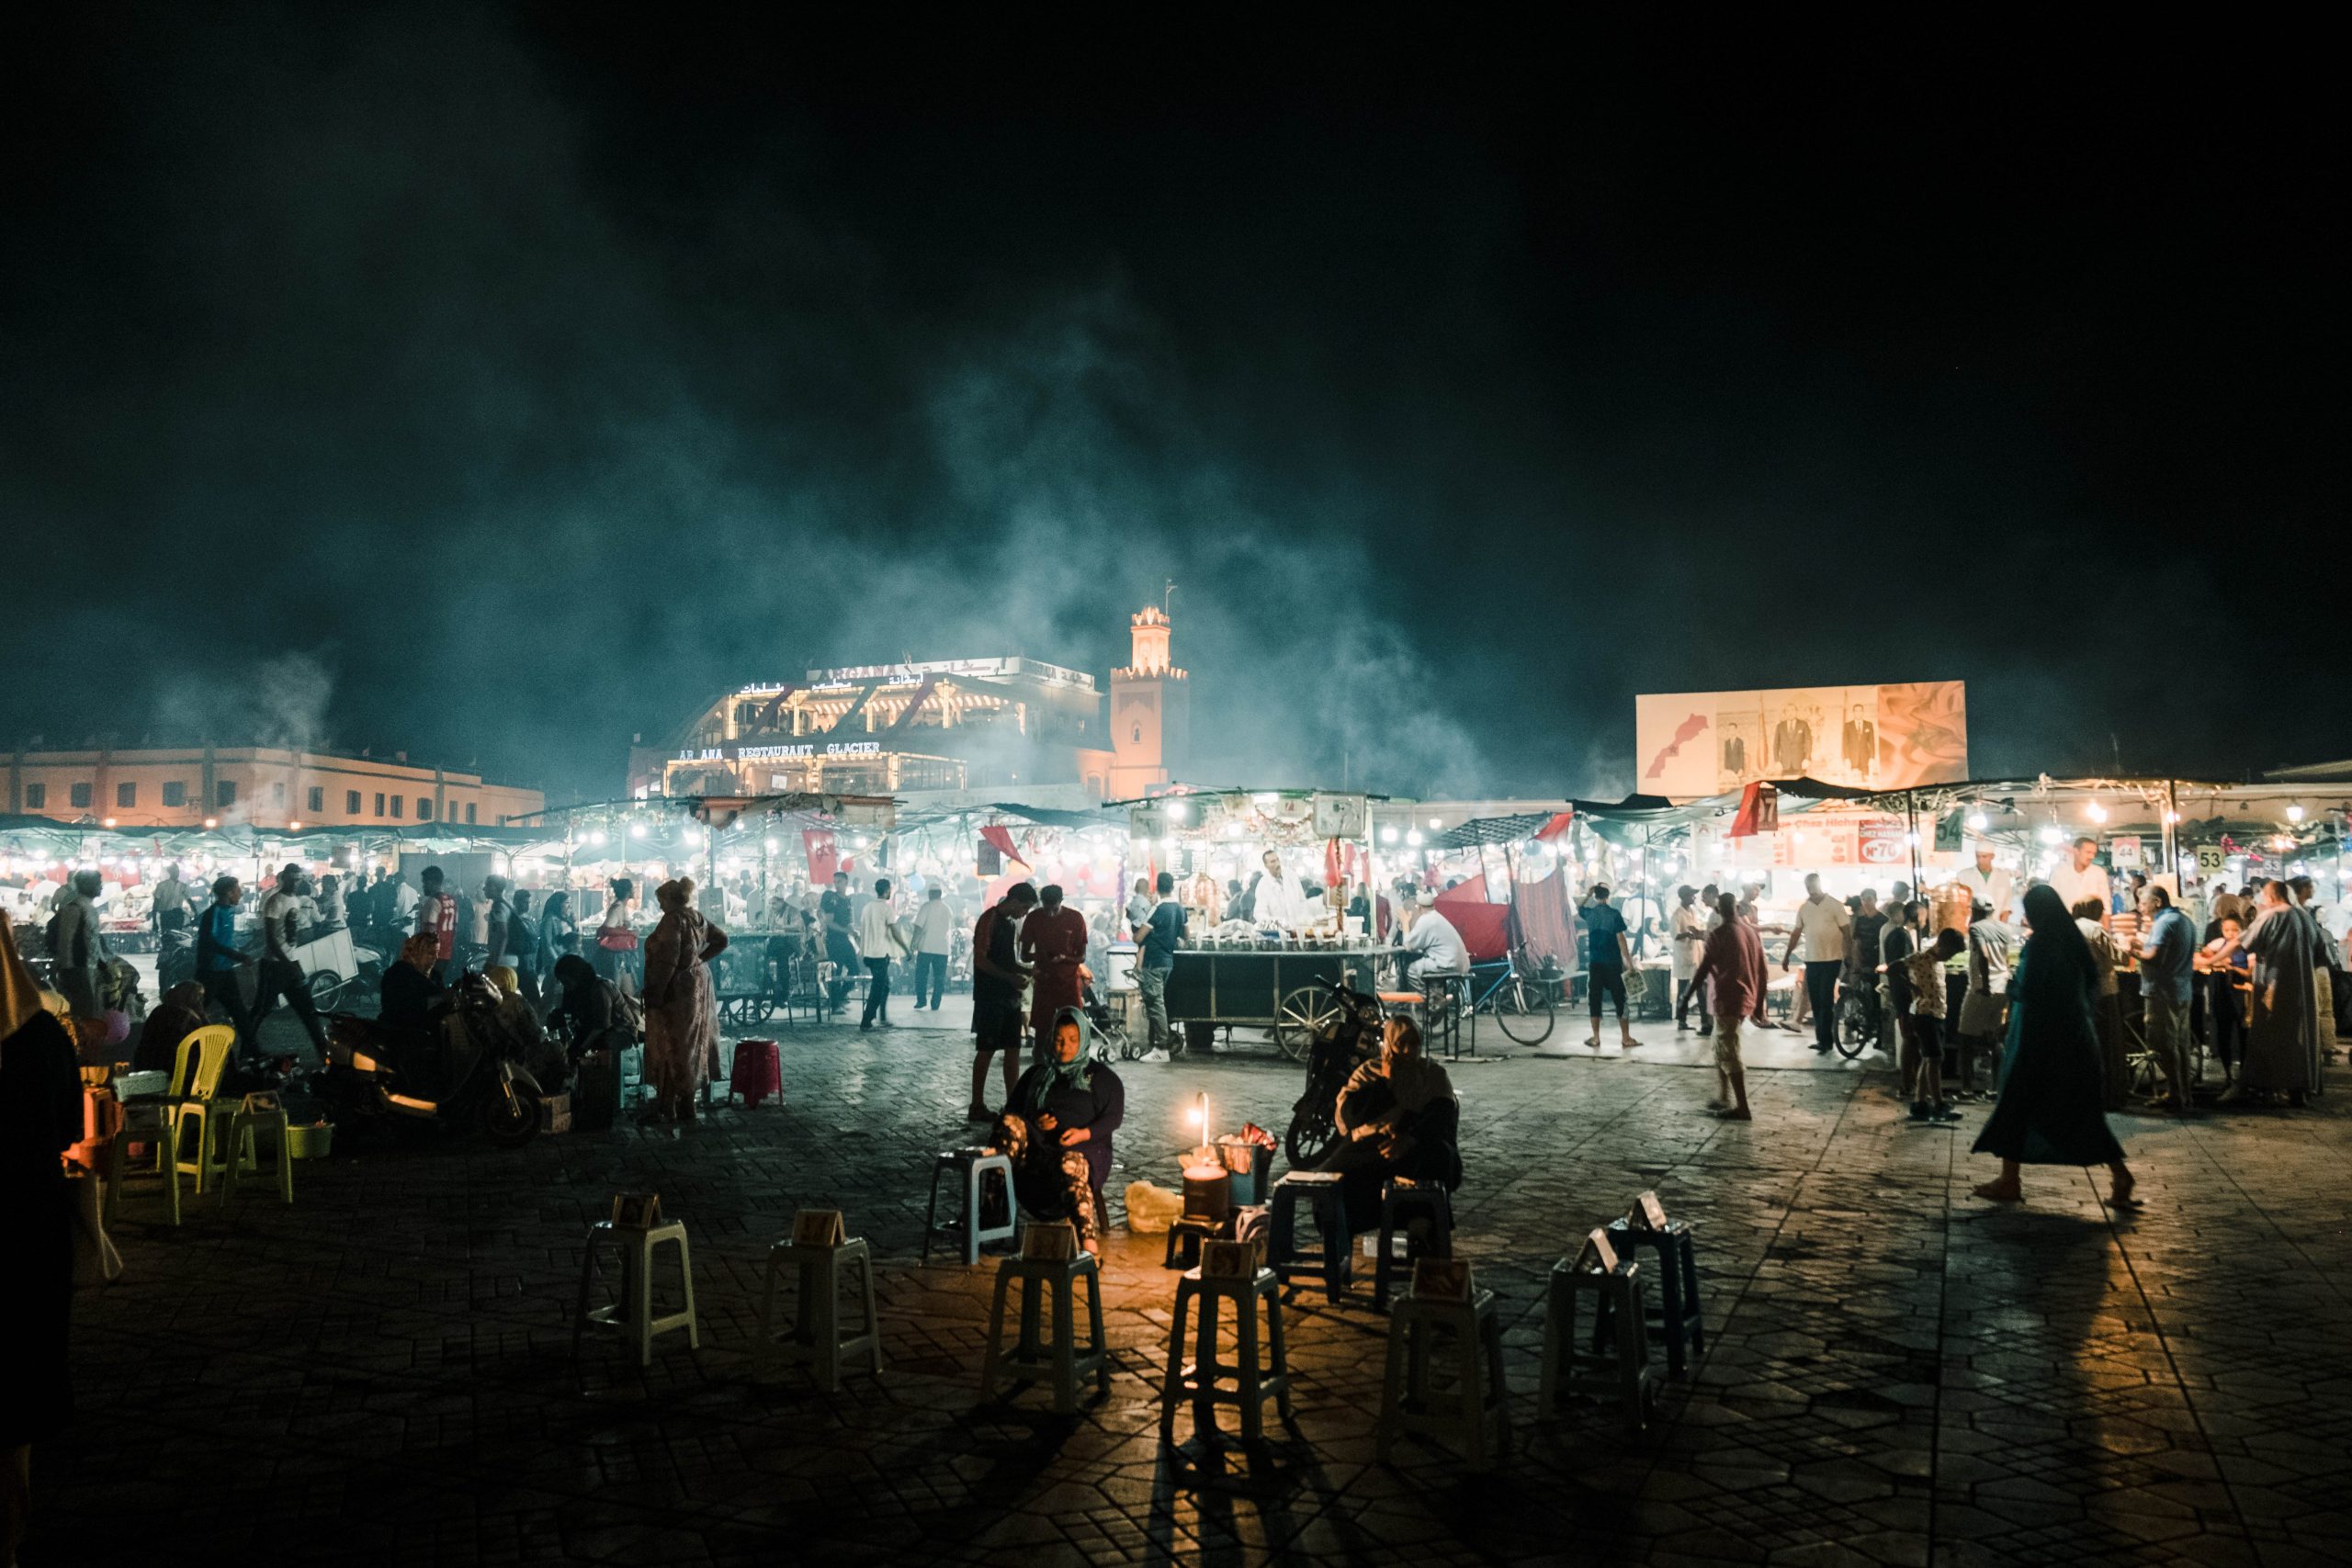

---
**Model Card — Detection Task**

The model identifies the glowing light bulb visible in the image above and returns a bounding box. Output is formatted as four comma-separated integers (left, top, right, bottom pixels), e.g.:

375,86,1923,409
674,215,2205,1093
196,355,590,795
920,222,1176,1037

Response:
1966,811,1989,832
2085,802,2108,823
589,830,606,846
2038,825,2064,845
288,820,301,831
1165,800,1189,821
1406,829,1424,847
629,823,647,840
2287,805,2306,823
102,817,118,829
763,837,780,852
1379,826,1398,844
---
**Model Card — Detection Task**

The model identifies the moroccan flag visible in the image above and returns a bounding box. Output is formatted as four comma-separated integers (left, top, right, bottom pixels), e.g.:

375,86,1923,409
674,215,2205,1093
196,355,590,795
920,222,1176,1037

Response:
803,829,840,885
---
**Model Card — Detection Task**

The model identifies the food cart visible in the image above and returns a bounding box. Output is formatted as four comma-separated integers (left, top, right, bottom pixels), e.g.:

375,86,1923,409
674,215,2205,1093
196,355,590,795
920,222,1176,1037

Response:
1114,786,1391,1059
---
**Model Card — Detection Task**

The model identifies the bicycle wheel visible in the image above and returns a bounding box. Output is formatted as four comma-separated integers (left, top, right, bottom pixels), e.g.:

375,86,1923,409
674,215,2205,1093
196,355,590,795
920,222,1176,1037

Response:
1834,990,1872,1059
1493,976,1555,1046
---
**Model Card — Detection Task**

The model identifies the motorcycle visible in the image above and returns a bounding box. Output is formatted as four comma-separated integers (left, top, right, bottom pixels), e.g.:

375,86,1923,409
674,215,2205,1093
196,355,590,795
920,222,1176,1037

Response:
323,973,545,1147
1283,977,1385,1168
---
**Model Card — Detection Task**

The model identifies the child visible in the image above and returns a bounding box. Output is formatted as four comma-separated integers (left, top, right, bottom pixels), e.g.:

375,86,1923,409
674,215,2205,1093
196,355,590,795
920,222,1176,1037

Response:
1905,927,1969,1122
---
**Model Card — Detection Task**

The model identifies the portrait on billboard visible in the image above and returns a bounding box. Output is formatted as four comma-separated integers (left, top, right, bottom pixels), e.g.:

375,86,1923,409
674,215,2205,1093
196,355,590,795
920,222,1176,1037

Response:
1637,682,1967,798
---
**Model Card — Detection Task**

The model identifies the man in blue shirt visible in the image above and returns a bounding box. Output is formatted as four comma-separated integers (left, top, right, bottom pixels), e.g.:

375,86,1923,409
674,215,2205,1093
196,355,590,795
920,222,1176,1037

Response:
1134,871,1186,1057
195,874,257,1055
2136,885,2196,1111
1582,885,1634,1051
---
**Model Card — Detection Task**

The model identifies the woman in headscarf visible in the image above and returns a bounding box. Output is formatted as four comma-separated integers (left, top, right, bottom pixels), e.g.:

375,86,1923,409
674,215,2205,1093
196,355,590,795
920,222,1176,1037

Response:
134,980,209,1075
1329,1016,1462,1224
994,1008,1125,1254
639,878,727,1123
1,912,82,1561
1970,884,2135,1207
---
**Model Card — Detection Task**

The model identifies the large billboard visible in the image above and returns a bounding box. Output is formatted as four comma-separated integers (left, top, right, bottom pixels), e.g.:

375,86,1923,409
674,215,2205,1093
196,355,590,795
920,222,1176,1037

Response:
1635,682,1967,798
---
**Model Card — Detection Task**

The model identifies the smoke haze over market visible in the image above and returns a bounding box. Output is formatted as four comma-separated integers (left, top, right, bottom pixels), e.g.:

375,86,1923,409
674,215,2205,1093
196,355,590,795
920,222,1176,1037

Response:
5,7,2343,801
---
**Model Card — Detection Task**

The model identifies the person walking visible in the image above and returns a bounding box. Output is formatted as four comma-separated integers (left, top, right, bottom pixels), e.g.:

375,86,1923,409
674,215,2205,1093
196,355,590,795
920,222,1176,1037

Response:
1688,892,1767,1120
1581,885,1635,1050
855,878,908,1030
1781,874,1851,1055
507,889,541,1010
1669,886,1708,1032
910,886,954,1012
193,876,256,1048
1970,885,2136,1207
1133,871,1186,1058
1955,900,2015,1097
47,872,110,1022
640,877,728,1123
2134,886,2196,1111
150,862,190,938
414,866,460,984
1018,883,1091,1054
249,863,332,1059
967,883,1036,1119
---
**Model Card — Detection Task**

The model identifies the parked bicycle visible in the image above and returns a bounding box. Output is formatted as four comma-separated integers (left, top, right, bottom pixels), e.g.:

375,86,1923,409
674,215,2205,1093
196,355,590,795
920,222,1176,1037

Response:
1464,949,1558,1046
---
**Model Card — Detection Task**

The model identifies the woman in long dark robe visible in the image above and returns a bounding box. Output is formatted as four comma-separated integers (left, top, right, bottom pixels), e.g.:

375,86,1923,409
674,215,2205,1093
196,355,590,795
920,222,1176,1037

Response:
2,912,82,1562
1970,885,2136,1207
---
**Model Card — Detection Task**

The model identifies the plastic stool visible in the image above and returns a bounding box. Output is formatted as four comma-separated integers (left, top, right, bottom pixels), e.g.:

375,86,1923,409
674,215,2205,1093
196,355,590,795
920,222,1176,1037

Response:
1605,1217,1705,1376
1376,1287,1510,1466
1163,1214,1221,1270
1538,1258,1657,1431
978,1251,1111,1413
729,1039,783,1108
1419,973,1468,1058
757,1235,882,1391
1373,1178,1453,1311
924,1147,1018,1266
1268,1171,1351,1303
225,1099,295,1205
574,1219,700,1366
1159,1265,1292,1443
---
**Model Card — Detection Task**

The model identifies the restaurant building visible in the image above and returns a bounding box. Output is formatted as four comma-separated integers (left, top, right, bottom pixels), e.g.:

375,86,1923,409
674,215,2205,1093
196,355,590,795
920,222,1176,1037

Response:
634,605,1192,803
2,742,545,830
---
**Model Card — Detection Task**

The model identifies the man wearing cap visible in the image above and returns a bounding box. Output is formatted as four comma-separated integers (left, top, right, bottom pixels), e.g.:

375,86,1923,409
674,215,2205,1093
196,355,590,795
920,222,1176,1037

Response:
251,863,332,1056
2046,837,2112,921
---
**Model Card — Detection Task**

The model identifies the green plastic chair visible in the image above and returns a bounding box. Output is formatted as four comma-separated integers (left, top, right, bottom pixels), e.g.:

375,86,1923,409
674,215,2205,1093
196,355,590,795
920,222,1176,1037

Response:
167,1026,242,1198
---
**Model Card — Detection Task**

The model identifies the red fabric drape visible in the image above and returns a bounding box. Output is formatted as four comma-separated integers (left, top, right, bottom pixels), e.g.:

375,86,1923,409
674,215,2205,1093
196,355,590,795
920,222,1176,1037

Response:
1511,868,1577,969
1434,875,1511,963
803,829,839,885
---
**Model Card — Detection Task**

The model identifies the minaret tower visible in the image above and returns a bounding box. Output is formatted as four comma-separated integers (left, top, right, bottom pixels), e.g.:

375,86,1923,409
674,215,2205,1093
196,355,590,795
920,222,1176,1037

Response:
1109,604,1189,795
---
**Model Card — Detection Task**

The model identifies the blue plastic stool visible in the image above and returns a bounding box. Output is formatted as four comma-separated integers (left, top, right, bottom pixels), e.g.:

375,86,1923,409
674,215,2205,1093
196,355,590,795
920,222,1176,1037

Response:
924,1148,1018,1266
1268,1171,1351,1303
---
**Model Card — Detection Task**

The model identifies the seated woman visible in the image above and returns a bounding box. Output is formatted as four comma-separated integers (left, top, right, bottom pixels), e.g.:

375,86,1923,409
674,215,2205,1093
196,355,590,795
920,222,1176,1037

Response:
547,954,633,1061
483,965,569,1093
1329,1016,1463,1227
993,1007,1125,1254
133,981,209,1075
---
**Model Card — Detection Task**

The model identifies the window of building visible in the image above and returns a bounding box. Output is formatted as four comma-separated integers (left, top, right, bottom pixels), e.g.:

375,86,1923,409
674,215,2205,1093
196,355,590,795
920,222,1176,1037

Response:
306,785,323,814
390,795,403,818
271,781,286,807
345,789,361,814
117,781,137,807
418,798,435,821
466,803,477,825
217,780,238,807
374,793,385,818
24,783,45,809
70,782,93,808
163,781,186,808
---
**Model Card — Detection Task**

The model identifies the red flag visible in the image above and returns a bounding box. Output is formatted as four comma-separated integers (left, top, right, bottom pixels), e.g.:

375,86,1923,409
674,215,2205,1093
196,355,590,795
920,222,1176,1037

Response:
979,825,1020,864
1729,783,1779,839
803,829,840,884
1533,811,1574,844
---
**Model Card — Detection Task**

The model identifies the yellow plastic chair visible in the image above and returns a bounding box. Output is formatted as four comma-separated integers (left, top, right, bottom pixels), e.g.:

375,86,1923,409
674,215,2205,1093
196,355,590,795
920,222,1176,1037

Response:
168,1026,242,1198
226,1093,295,1205
105,1024,232,1225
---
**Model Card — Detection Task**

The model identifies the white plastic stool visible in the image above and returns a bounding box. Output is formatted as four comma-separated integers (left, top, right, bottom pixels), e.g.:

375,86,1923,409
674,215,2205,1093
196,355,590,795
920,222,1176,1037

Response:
574,1219,700,1366
1159,1265,1293,1444
757,1235,883,1391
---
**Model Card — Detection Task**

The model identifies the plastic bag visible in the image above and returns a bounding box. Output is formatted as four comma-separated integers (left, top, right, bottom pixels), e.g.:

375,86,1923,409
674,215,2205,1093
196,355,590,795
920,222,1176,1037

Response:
1124,1179,1184,1235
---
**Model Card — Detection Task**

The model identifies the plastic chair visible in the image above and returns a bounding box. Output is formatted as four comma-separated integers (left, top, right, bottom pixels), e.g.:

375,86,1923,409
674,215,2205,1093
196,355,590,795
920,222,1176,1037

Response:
1159,1265,1293,1444
1377,1287,1510,1466
165,1026,239,1200
757,1235,883,1391
978,1250,1111,1413
102,1027,226,1226
574,1219,700,1366
924,1148,1018,1265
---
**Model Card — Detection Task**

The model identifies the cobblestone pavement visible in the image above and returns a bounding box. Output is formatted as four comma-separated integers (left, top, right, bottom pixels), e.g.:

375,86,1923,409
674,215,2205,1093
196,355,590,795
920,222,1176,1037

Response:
34,1011,2352,1567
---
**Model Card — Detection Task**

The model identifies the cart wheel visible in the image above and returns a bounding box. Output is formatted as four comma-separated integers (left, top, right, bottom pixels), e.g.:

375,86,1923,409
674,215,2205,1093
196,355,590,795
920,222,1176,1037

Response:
307,970,345,1012
1273,984,1342,1063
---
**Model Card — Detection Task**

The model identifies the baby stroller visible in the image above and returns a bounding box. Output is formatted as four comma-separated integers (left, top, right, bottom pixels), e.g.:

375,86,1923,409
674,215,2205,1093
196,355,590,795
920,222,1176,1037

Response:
1080,981,1140,1062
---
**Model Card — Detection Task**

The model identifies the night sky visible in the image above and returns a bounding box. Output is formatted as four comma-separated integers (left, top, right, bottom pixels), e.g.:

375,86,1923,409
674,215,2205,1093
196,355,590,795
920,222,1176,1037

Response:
6,9,2343,802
